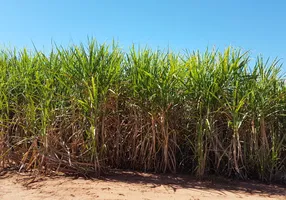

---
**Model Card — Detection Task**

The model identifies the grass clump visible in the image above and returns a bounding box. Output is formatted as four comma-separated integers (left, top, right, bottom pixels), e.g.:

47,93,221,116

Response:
0,40,285,183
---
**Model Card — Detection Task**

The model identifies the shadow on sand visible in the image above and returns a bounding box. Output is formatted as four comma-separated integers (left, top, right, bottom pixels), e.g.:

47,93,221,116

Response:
1,167,285,197
97,170,286,197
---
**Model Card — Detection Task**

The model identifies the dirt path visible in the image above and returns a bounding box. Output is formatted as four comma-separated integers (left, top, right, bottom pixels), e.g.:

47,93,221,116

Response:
0,170,285,200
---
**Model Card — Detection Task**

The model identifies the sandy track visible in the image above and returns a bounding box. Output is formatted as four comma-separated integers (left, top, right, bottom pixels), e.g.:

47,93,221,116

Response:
0,170,285,200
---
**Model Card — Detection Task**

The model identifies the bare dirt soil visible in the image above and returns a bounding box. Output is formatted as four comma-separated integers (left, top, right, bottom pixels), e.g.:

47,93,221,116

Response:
0,170,285,200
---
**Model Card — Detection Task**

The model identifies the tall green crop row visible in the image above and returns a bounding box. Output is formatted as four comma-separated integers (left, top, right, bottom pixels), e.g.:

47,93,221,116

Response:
0,40,285,183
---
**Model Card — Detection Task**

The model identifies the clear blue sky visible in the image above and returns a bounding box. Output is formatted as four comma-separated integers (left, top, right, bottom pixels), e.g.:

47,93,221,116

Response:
1,0,285,70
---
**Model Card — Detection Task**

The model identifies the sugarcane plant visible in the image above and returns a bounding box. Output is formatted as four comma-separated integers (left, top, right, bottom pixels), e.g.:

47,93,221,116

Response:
0,40,285,183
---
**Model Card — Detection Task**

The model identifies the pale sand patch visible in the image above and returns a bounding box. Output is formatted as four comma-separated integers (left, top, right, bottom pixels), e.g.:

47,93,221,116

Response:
0,171,285,200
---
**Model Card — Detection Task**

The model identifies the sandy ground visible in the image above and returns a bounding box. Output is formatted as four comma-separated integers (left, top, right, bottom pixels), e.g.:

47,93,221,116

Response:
0,170,285,200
